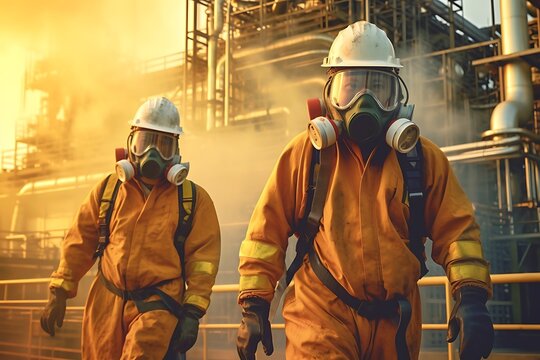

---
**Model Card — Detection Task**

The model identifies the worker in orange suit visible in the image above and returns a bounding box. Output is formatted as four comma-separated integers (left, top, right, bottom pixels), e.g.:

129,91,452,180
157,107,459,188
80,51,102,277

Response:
40,97,221,359
236,21,494,360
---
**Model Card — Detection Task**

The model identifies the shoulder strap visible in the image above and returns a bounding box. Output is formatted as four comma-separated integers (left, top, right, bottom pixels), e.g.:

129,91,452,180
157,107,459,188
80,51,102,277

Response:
95,173,122,259
396,140,429,278
286,146,333,285
175,180,197,282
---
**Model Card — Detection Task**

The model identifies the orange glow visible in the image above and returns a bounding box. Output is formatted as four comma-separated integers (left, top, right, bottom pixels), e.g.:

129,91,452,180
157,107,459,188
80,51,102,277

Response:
0,0,185,162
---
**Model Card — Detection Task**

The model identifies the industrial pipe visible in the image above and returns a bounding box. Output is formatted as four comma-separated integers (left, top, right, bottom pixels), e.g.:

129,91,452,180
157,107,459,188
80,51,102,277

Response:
207,0,225,131
489,0,533,131
218,33,333,127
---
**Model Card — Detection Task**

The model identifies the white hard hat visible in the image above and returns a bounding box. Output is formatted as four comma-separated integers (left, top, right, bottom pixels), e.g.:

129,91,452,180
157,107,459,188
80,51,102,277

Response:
322,21,402,68
130,97,183,135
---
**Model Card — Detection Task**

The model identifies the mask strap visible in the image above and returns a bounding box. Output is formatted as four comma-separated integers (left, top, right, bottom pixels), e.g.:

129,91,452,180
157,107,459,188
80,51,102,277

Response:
127,132,135,162
397,75,409,105
322,76,334,118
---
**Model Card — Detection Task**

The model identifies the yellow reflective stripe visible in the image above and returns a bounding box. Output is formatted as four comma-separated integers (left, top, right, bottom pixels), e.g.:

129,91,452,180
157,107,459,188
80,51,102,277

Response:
187,261,217,275
57,261,73,277
184,294,210,310
448,262,490,285
181,180,193,222
448,240,484,262
49,278,76,292
99,174,119,218
239,274,272,292
239,239,281,264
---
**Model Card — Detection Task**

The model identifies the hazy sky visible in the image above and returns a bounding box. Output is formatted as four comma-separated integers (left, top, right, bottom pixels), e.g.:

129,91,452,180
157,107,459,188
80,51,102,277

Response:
0,0,502,155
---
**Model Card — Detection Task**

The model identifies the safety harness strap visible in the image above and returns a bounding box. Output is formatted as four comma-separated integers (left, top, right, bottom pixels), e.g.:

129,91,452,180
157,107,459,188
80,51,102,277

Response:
95,176,196,319
175,180,197,286
98,271,183,318
95,174,121,259
396,141,429,278
286,147,333,285
309,248,411,360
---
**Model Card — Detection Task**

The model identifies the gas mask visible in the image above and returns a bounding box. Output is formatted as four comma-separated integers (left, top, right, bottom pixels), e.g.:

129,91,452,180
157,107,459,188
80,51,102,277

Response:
114,129,189,185
307,68,419,153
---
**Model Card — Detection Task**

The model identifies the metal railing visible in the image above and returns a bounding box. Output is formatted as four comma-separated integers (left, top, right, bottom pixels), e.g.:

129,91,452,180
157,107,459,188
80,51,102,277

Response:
0,273,539,359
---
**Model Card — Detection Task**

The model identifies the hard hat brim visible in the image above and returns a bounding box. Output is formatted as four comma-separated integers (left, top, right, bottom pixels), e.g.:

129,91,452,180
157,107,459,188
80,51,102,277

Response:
132,122,183,135
321,60,403,68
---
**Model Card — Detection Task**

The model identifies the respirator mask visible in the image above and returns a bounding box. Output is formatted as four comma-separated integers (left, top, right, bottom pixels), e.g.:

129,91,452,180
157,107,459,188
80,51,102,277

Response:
307,68,419,153
114,129,189,185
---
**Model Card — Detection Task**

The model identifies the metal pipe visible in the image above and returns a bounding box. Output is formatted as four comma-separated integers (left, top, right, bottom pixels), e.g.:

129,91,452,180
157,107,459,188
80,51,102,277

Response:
524,145,534,202
505,158,515,234
207,0,225,131
364,0,369,22
217,33,333,87
445,145,522,163
441,135,521,155
490,0,534,130
482,127,540,142
497,160,504,210
445,280,454,360
224,0,232,126
233,106,290,122
235,50,328,71
9,173,108,233
217,33,332,125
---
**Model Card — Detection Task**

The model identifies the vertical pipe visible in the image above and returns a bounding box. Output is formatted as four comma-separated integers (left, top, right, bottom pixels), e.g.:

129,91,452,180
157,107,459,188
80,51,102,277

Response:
401,0,406,45
224,0,231,127
490,0,534,130
412,2,418,54
183,0,189,126
496,159,504,210
207,0,225,130
192,2,198,126
490,0,496,38
202,317,208,359
449,0,456,48
524,147,533,202
365,0,370,22
393,0,397,45
445,279,455,360
505,158,515,234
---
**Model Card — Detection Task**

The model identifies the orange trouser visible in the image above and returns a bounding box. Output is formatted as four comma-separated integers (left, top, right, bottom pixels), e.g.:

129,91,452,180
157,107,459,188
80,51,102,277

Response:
282,259,422,360
81,277,178,359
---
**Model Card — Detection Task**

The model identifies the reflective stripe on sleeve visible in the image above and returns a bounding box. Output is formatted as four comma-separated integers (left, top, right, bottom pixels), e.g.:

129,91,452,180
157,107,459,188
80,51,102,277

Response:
239,239,282,264
448,262,491,285
184,294,210,311
239,274,272,292
49,278,76,292
187,261,217,276
447,240,484,262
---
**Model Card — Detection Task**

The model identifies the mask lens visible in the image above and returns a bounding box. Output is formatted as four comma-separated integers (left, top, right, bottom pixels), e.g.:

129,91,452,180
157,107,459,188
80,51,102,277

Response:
329,69,399,110
131,130,177,160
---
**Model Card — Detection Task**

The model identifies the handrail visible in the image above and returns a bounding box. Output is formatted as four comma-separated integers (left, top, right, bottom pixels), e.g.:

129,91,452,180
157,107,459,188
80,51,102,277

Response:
0,273,539,360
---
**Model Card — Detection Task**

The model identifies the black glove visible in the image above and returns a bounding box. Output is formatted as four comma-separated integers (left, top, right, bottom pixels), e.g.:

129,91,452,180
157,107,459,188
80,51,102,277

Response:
40,287,68,336
174,304,204,353
237,297,274,360
447,286,494,360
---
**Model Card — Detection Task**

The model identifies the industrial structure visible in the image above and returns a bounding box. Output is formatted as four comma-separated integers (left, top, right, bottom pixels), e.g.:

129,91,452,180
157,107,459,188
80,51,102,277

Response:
0,0,539,358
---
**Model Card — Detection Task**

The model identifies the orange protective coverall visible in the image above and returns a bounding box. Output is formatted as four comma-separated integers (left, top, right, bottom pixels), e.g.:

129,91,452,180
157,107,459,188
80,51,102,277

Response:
49,176,221,359
238,132,491,359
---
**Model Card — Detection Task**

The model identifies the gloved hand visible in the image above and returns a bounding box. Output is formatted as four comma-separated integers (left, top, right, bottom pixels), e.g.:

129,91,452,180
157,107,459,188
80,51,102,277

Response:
447,286,494,360
40,287,68,336
174,304,204,353
237,297,274,360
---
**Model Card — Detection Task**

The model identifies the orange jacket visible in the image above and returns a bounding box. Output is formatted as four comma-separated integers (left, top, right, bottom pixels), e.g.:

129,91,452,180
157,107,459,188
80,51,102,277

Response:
239,132,491,303
50,176,221,312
